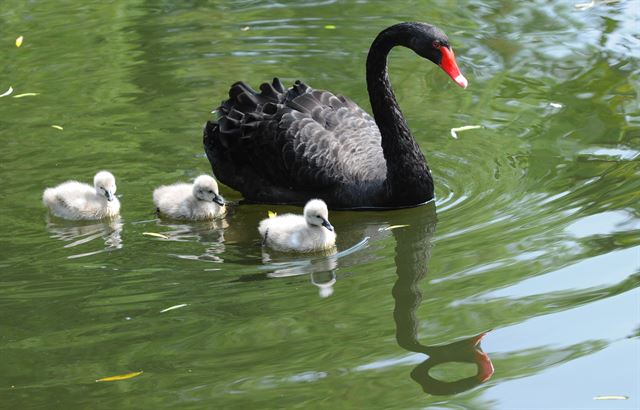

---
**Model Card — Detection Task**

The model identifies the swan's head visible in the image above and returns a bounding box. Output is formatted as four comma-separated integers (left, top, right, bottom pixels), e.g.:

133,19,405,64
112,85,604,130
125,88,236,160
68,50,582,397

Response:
304,199,333,231
193,175,225,206
93,171,117,202
400,23,468,89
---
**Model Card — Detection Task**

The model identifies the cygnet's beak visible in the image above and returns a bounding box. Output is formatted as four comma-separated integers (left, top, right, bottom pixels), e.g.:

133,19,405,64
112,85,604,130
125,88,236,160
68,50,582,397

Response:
321,218,334,232
212,194,225,206
105,191,115,202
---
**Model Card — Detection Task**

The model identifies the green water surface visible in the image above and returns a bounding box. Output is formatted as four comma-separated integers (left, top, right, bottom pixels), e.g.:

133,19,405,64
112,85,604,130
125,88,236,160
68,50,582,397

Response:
1,1,639,409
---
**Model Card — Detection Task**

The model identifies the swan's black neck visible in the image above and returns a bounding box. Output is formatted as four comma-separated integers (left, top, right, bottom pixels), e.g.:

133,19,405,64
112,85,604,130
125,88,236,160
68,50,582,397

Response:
366,23,434,205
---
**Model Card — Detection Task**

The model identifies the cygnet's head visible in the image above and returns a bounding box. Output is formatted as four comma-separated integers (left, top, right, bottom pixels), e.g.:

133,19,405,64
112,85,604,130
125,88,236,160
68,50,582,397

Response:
193,175,225,206
93,171,117,202
304,199,333,231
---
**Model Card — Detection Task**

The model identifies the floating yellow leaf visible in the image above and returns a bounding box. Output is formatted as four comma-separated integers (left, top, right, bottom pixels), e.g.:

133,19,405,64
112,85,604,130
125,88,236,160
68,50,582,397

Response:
450,125,482,139
96,371,143,382
383,224,410,231
160,303,188,313
0,86,13,98
593,396,628,400
142,232,169,239
324,25,336,29
267,210,277,218
51,125,63,130
16,36,23,47
12,93,39,98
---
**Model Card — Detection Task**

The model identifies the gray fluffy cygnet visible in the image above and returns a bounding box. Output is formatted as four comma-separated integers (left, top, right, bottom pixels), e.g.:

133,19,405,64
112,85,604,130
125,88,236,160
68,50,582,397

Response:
258,199,336,252
42,170,120,220
153,174,226,220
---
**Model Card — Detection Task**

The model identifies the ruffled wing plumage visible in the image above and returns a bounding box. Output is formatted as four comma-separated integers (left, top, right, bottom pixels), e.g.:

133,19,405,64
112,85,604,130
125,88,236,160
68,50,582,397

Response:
204,78,386,205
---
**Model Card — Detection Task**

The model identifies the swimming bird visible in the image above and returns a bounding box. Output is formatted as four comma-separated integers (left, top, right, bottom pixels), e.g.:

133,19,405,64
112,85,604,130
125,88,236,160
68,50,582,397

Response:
153,174,226,220
42,171,120,220
204,22,467,209
258,199,336,252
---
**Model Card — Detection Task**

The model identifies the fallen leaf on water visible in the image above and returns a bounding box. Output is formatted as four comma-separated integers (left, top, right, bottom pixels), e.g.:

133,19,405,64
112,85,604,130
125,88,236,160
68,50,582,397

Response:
51,125,63,130
268,211,277,218
16,36,23,47
142,232,169,239
382,224,410,231
0,86,13,98
593,396,628,400
160,303,188,313
575,0,595,10
549,102,563,108
240,26,250,31
13,93,39,98
324,25,336,29
96,371,143,382
450,125,482,139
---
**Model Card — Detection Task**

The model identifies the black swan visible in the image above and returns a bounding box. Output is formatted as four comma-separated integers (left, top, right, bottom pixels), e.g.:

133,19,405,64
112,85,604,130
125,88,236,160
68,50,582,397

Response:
203,22,467,209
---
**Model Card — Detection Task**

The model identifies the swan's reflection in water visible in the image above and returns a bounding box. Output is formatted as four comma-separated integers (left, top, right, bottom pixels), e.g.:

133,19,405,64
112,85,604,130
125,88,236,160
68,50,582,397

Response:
45,216,123,259
155,218,228,264
391,202,494,395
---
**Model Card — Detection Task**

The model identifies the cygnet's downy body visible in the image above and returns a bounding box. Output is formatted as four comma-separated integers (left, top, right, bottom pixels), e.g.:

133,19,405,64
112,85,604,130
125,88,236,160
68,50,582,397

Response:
153,174,226,221
258,199,336,252
42,171,120,220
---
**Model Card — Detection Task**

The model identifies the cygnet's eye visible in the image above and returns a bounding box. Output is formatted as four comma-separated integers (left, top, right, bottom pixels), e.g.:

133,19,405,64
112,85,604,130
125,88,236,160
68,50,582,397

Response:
208,190,214,194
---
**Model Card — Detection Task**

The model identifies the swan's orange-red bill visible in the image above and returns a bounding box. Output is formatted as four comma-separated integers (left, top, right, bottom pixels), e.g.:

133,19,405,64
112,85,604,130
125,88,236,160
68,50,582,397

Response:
439,46,468,89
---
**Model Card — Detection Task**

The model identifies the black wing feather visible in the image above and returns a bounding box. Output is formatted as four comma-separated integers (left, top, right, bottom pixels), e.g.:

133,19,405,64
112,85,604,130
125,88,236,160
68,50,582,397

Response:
204,78,385,204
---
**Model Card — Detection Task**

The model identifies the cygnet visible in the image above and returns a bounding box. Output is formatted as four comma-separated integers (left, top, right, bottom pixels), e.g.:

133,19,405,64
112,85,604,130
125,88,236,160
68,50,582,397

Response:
153,174,226,220
42,171,120,220
258,199,336,252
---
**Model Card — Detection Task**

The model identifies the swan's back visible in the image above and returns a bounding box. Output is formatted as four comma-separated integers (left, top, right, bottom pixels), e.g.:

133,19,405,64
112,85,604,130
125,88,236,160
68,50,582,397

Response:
153,183,192,209
204,79,387,207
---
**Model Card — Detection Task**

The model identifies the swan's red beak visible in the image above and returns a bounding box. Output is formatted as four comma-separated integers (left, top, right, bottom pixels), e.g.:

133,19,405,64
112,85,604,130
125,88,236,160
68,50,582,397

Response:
439,46,468,89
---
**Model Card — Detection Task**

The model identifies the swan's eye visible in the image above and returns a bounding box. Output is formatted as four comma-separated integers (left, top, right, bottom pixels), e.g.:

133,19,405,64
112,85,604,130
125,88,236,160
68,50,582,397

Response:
432,41,442,49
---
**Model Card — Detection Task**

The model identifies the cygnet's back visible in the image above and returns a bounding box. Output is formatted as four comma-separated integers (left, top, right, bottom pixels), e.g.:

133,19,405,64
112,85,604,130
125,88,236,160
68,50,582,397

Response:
42,171,120,220
258,199,336,252
153,174,226,221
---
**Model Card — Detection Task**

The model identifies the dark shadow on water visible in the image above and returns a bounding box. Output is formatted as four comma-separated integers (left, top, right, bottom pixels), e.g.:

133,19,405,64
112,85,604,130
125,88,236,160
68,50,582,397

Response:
390,202,494,395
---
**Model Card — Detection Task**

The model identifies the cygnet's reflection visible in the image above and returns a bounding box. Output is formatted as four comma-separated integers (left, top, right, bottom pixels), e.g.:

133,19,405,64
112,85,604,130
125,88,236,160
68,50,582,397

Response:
390,202,494,395
261,248,340,297
45,216,123,258
155,217,228,263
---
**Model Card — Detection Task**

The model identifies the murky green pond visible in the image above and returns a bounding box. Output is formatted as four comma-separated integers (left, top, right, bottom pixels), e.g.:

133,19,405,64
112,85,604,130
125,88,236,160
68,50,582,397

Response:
1,1,639,409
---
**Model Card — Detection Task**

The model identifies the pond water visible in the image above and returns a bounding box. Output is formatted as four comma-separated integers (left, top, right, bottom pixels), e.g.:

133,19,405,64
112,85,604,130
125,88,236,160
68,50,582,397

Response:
1,1,639,409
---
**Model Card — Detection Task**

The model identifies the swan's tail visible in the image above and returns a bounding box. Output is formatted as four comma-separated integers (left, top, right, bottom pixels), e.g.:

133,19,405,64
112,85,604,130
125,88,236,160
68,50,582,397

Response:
203,78,319,145
203,78,310,189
